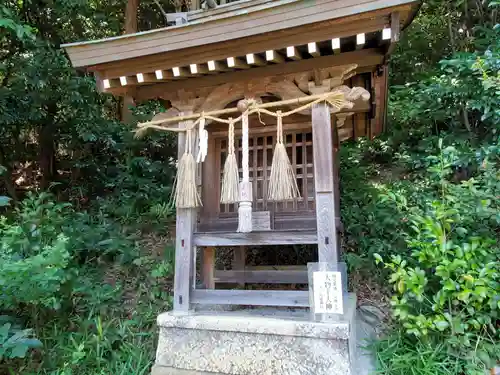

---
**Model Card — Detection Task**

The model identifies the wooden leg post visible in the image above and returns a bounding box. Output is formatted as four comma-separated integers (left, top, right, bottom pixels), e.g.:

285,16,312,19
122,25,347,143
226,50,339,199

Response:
233,246,246,287
312,103,340,264
201,247,216,289
173,116,197,314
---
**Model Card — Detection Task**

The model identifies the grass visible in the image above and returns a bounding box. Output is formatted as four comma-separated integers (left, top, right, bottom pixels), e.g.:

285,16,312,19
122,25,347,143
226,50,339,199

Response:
371,332,464,375
1,240,174,375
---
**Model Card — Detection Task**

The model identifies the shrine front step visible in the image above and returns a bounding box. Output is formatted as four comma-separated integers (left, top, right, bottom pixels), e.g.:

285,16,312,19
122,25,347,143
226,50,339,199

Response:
152,294,365,375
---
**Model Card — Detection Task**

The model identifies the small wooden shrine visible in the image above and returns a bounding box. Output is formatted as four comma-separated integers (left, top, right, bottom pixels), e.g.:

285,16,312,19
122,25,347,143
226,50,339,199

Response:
63,1,420,373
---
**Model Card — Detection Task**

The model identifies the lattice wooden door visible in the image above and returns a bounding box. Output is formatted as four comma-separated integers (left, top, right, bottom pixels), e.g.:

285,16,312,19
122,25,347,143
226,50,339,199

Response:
217,129,315,216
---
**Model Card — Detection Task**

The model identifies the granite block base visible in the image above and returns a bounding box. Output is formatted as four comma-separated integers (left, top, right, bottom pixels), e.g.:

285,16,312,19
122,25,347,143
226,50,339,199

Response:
152,294,370,375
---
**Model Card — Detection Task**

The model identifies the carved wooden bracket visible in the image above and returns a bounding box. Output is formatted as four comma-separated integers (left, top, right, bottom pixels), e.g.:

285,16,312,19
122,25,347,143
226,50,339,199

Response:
157,64,370,130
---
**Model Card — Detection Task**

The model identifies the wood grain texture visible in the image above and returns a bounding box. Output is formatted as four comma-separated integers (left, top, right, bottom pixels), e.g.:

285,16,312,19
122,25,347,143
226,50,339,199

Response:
311,103,334,193
215,270,308,284
201,132,218,222
315,193,339,264
352,75,368,139
232,246,246,287
312,104,340,263
252,211,271,231
173,117,198,313
64,0,416,68
191,289,310,307
201,247,215,289
135,49,383,101
193,230,317,246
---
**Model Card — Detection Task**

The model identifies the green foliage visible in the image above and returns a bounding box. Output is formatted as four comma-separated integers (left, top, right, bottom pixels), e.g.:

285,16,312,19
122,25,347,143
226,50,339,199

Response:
376,211,499,370
0,235,72,311
390,44,500,136
0,321,42,361
373,333,463,375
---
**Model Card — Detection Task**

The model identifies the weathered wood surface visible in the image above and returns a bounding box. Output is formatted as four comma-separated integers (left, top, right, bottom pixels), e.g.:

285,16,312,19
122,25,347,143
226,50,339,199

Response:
197,214,343,232
193,230,317,246
135,49,383,100
191,289,309,307
311,103,334,193
173,116,198,313
312,103,340,264
200,131,218,223
232,247,246,287
201,247,215,289
64,0,416,68
352,75,368,139
215,269,308,284
252,211,271,231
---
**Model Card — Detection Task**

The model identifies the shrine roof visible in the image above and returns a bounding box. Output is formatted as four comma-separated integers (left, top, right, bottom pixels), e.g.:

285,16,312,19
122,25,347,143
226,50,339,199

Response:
62,0,420,99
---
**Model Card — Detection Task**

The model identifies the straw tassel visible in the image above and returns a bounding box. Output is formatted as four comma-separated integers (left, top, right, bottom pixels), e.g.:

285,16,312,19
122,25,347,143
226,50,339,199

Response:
173,128,202,208
220,118,239,204
237,110,252,233
268,111,301,201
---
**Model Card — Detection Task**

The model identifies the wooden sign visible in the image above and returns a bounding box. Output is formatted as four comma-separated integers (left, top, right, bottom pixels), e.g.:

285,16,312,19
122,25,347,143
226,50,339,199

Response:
252,211,271,231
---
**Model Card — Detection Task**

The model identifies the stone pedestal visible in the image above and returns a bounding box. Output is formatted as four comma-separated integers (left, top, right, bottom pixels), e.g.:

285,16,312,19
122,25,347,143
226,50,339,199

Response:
152,294,371,375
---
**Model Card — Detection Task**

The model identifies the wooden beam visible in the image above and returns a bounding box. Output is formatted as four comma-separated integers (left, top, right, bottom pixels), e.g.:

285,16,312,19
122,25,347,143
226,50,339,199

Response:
136,72,157,83
207,60,229,72
189,63,208,74
173,115,197,314
67,1,413,68
232,247,246,287
331,38,341,53
391,11,401,42
100,17,389,79
172,66,190,77
154,69,175,80
191,289,309,307
246,53,265,66
135,49,384,100
265,50,284,63
332,116,342,251
312,103,339,264
193,230,317,246
384,12,401,62
102,77,120,90
382,27,391,40
215,269,308,284
226,56,249,69
119,75,138,86
356,33,366,49
352,75,367,139
307,42,320,57
201,247,215,289
286,46,302,60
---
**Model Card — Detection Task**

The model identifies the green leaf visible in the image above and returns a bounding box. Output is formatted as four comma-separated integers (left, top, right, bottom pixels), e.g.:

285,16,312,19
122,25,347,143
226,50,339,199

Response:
434,320,450,331
8,344,29,359
0,196,11,207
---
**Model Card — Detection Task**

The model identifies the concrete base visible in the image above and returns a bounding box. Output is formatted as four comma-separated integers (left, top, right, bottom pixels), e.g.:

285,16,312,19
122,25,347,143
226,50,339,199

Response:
152,294,375,375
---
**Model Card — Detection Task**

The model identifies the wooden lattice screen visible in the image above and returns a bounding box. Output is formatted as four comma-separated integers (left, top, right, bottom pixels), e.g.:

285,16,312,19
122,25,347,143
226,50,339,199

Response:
217,129,315,216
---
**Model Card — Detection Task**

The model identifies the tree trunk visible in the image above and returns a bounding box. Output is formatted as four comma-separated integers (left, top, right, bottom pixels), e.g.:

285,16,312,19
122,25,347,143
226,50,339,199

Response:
125,0,140,34
0,145,18,202
122,0,140,122
39,123,56,190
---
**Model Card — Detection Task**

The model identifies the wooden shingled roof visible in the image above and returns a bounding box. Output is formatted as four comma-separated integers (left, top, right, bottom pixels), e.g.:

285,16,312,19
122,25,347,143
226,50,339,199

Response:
62,0,420,100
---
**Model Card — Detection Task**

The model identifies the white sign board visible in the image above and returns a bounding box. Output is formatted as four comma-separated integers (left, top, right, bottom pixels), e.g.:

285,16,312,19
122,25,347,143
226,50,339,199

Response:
312,271,344,314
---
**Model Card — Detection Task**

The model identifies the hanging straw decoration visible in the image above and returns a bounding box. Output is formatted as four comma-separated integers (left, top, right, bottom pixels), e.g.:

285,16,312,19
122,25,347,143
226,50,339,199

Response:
237,105,252,233
268,111,301,201
220,118,239,204
134,88,370,215
173,128,202,208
